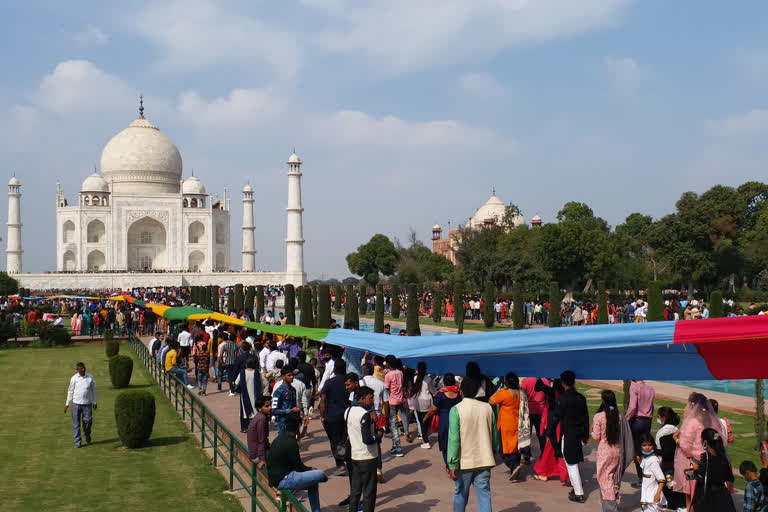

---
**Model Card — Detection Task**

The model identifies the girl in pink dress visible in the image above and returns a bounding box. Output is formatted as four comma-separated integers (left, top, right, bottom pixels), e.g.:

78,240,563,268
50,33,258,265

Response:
591,390,622,512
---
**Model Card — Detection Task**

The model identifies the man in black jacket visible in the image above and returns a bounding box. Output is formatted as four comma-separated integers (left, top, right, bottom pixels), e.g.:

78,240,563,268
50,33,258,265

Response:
267,415,327,512
231,341,258,393
549,370,589,504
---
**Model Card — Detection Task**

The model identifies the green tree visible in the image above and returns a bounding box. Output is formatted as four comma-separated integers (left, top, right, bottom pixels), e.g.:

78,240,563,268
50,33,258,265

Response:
244,286,255,318
548,282,561,327
647,281,664,322
226,287,234,314
256,285,265,321
483,284,496,328
285,284,296,325
709,290,724,318
346,234,399,286
374,284,385,333
0,273,18,295
453,280,465,334
347,285,360,330
597,281,609,324
406,284,419,335
431,289,442,323
333,285,343,312
234,284,244,313
300,286,313,328
512,285,524,330
317,284,331,328
391,283,401,319
359,283,368,317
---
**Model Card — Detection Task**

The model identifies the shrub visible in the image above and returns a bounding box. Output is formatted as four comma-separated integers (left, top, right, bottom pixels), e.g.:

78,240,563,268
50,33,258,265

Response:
104,328,114,342
348,285,360,330
406,284,419,335
0,320,15,345
391,283,401,319
227,287,235,314
109,354,134,388
0,272,18,295
548,282,561,328
709,290,724,318
318,284,331,329
512,285,524,330
374,284,385,333
105,340,120,358
312,286,319,317
597,281,609,325
358,284,368,317
300,287,314,328
114,390,156,448
483,284,496,328
333,285,343,313
244,286,256,317
285,284,296,324
44,328,72,346
647,281,664,322
234,284,244,313
431,289,442,323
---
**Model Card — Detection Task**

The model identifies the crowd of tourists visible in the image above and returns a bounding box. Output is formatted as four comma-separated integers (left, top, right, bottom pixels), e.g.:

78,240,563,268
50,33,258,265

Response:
145,318,766,512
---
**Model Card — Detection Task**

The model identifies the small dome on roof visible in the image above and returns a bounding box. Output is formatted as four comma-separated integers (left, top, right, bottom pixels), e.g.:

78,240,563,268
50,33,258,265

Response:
532,215,541,221
182,175,206,195
81,172,109,192
243,184,253,192
287,152,301,164
432,224,441,230
8,176,20,186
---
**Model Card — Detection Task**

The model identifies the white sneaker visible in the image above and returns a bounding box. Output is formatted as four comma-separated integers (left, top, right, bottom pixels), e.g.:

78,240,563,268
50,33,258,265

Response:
420,443,430,449
187,384,195,389
228,392,236,397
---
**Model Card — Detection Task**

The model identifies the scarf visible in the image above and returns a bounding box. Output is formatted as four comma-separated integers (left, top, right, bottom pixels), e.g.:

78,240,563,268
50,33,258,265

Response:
518,389,531,450
439,385,460,394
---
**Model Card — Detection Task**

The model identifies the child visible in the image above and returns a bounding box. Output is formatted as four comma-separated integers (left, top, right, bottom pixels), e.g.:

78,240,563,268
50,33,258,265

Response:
638,432,667,512
194,337,210,396
738,460,767,512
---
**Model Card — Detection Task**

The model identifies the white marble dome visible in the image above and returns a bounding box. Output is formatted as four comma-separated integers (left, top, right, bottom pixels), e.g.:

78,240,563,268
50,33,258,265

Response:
8,176,20,186
81,172,109,192
287,152,301,164
182,175,206,195
470,193,524,227
101,116,182,194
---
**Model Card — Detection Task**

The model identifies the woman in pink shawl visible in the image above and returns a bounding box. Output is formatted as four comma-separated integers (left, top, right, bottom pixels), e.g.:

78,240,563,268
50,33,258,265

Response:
672,392,725,511
72,311,82,336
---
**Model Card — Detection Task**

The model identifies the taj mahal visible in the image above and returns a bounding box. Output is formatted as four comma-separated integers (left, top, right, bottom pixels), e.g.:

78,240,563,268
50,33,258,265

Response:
7,100,307,290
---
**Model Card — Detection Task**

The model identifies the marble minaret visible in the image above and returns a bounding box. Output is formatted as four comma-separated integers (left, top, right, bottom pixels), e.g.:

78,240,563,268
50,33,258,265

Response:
6,176,22,273
241,184,256,271
285,151,305,277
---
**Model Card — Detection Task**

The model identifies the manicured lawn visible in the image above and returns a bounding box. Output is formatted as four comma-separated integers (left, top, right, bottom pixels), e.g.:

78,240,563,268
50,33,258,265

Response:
0,344,241,512
578,382,763,491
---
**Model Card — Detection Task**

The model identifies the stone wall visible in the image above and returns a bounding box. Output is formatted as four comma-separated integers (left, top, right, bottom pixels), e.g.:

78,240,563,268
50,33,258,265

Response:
16,271,307,291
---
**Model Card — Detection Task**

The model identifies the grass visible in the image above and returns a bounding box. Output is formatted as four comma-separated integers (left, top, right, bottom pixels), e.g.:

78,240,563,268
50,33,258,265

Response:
341,311,514,332
577,382,763,491
0,344,241,512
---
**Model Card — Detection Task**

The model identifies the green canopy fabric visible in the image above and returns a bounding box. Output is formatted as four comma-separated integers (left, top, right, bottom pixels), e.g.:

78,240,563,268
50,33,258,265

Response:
163,305,213,321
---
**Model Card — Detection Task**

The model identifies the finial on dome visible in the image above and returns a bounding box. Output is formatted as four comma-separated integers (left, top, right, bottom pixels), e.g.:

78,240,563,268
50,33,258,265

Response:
492,186,496,196
191,168,195,177
139,95,145,119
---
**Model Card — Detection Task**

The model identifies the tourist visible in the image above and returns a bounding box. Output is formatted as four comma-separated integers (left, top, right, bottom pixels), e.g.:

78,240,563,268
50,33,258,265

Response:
690,428,736,511
271,368,300,434
710,398,736,493
247,395,272,466
626,379,656,487
259,338,272,375
532,378,569,484
489,372,530,481
177,324,193,366
266,341,288,373
673,393,724,511
520,376,549,464
165,341,194,388
409,361,436,449
149,331,164,360
464,362,495,403
64,362,97,448
637,432,667,512
738,460,768,512
423,373,462,468
590,390,626,511
383,323,391,335
317,345,337,393
267,415,327,512
549,370,590,503
319,358,351,475
157,335,171,368
280,336,301,360
216,332,231,392
383,355,407,457
447,376,497,512
655,406,686,510
295,350,317,410
346,386,383,512
361,363,386,482
193,335,210,395
232,341,259,395
234,358,259,433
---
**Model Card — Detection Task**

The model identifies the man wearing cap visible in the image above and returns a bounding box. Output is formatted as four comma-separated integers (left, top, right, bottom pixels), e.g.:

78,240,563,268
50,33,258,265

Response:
272,367,300,434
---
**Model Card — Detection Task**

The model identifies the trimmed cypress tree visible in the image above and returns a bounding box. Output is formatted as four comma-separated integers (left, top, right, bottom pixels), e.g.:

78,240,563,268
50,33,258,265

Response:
512,285,524,330
343,285,353,327
234,284,244,313
453,281,465,334
647,281,664,322
391,283,401,319
431,289,442,323
209,285,218,311
597,280,609,324
300,286,314,328
359,283,368,317
374,284,385,333
548,281,561,328
256,285,265,321
333,285,343,312
483,284,496,328
244,286,255,318
114,390,156,449
317,284,331,329
347,285,360,330
756,379,766,449
312,286,319,318
285,284,296,325
109,354,134,388
226,287,234,314
406,283,419,335
709,290,724,318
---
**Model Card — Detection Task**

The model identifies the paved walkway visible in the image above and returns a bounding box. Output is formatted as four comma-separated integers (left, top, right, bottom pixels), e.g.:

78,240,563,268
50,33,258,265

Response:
141,337,745,511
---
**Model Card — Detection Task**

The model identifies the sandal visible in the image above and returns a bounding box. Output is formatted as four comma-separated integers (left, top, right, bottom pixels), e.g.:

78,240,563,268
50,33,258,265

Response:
533,475,548,481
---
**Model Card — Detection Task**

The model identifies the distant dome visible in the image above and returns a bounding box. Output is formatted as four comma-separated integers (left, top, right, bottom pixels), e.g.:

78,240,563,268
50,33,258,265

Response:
532,215,541,221
8,176,19,186
81,172,109,193
470,193,524,227
182,175,206,195
432,224,441,230
287,152,301,164
243,184,253,192
101,115,182,194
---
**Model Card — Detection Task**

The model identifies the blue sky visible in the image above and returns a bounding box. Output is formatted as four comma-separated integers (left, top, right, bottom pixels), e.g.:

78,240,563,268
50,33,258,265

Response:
1,1,767,279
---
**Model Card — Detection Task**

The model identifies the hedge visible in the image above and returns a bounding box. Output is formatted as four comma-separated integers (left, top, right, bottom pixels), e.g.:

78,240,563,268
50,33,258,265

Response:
109,354,134,388
105,340,120,358
114,390,156,448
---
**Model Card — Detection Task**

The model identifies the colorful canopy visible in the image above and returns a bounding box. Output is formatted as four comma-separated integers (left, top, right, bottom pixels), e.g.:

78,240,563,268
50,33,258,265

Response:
154,304,768,380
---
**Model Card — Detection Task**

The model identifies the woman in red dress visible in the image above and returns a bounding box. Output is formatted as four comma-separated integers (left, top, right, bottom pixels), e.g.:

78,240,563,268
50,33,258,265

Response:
533,379,570,484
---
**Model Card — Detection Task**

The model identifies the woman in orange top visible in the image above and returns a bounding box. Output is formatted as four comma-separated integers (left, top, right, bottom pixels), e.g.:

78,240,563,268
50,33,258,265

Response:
490,372,528,481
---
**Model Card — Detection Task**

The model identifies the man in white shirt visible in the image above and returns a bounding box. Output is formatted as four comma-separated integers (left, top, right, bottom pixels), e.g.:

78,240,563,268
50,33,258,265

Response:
259,342,271,376
177,325,193,366
64,362,97,448
265,311,277,325
266,341,289,373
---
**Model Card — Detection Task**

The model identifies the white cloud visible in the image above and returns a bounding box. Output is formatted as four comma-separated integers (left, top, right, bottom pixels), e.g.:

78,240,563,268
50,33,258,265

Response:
706,109,768,136
306,0,631,74
128,0,301,80
74,26,108,46
602,56,652,91
460,72,504,97
177,88,285,127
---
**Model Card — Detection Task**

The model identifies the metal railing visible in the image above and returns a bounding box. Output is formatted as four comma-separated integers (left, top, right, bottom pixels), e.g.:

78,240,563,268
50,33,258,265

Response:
129,333,308,512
